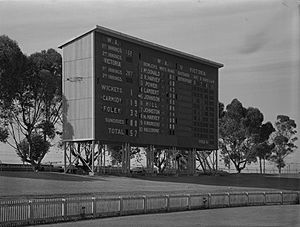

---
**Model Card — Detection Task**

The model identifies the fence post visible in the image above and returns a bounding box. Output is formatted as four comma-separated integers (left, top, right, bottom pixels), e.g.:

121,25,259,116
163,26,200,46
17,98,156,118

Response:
166,195,170,212
280,192,283,205
245,192,249,206
28,200,33,222
187,194,191,210
227,193,230,207
143,196,147,213
61,198,67,218
119,196,123,216
92,197,96,217
263,192,266,205
208,193,211,208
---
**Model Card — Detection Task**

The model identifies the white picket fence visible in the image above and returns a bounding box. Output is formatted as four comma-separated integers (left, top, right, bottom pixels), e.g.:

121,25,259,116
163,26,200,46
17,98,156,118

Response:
0,191,299,226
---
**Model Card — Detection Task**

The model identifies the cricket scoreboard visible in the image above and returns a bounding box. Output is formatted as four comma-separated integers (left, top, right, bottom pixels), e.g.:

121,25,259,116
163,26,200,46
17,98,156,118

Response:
60,26,223,150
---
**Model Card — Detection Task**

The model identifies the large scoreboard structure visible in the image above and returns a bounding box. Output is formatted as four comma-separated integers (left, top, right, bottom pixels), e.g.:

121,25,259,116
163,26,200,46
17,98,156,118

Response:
59,26,223,174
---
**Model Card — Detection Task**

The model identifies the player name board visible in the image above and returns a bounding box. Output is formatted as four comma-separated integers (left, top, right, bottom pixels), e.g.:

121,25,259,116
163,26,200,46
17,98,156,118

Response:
93,29,222,150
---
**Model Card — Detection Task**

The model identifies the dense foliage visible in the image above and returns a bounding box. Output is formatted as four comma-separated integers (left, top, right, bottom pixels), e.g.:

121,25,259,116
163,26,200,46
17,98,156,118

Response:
219,99,265,173
0,35,62,170
268,115,297,173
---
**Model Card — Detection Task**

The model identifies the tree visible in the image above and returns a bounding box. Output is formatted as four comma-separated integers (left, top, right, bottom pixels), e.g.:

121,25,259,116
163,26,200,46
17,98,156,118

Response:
108,145,123,164
253,122,275,174
0,35,26,107
153,148,168,173
0,127,9,143
219,99,264,173
254,141,274,174
17,134,50,169
174,150,188,171
269,115,297,174
195,150,218,173
0,36,62,170
28,49,62,140
153,149,188,173
107,145,140,166
219,101,225,119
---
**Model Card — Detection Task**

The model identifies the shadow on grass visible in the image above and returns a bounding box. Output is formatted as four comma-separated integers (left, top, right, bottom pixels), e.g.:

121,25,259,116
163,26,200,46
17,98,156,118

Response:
136,174,300,191
0,171,106,182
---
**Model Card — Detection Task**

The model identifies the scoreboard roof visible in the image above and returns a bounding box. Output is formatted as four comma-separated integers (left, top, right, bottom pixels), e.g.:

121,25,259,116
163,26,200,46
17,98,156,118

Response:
59,25,223,69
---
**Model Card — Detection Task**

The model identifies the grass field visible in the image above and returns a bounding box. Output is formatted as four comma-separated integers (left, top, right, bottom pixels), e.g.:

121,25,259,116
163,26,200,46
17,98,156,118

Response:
0,171,299,197
38,205,300,227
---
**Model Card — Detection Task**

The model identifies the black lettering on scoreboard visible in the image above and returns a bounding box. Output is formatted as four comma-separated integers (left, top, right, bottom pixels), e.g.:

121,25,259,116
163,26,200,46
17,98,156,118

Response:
60,26,223,150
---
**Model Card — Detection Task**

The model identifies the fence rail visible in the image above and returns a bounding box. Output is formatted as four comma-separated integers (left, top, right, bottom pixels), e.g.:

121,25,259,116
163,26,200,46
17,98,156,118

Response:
0,191,299,226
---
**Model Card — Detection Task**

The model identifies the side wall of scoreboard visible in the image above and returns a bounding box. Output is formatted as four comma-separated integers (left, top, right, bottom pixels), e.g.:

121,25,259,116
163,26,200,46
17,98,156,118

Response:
62,33,95,141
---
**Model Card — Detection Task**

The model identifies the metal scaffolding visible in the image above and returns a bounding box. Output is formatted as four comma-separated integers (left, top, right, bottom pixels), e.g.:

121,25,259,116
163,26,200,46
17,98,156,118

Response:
64,141,197,175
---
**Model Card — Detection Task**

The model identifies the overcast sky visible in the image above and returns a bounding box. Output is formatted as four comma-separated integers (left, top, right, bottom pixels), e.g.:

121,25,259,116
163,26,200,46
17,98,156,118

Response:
0,0,299,164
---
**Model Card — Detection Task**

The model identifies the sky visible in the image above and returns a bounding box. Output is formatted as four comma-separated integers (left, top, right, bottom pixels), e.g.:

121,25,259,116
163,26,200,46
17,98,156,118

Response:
0,0,299,167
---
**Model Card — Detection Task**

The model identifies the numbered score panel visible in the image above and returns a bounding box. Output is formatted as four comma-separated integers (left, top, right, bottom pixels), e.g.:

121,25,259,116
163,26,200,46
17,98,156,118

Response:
93,29,223,150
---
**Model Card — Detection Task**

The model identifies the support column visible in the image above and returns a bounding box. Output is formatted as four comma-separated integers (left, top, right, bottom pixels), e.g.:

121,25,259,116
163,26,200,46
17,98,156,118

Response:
90,141,95,176
215,149,218,171
103,145,106,174
69,143,73,169
127,143,131,173
64,142,67,173
165,149,170,170
76,143,80,167
173,147,177,171
146,146,154,174
190,148,196,175
64,142,76,174
150,145,154,173
193,148,196,174
122,144,125,173
146,147,150,168
186,149,196,175
97,142,101,173
187,149,192,174
122,143,130,174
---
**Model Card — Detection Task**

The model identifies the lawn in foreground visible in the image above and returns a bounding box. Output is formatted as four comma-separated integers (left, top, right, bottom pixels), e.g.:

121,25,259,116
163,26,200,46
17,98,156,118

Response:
37,205,300,227
0,171,299,197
